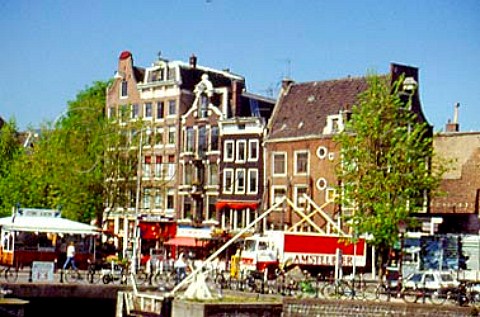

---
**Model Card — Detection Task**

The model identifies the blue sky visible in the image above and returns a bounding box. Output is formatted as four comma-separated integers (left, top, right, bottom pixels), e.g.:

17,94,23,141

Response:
0,1,479,132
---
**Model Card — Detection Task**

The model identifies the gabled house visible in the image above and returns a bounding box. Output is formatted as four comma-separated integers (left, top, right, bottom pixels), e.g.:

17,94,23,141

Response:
216,93,275,232
178,73,275,230
105,51,248,256
264,63,430,232
430,105,480,233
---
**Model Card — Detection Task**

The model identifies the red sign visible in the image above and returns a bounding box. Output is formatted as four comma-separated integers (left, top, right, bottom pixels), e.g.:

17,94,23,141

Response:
139,221,176,240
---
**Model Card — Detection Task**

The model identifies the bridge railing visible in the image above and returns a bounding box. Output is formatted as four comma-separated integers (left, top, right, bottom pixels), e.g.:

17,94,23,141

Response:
124,291,164,315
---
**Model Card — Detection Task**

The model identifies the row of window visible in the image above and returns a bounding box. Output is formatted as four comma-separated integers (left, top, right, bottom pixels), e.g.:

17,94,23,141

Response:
184,126,219,153
272,151,309,176
271,185,336,209
182,196,216,221
223,168,258,195
224,139,259,162
108,100,177,120
183,163,219,186
142,188,175,210
141,156,176,180
117,128,177,147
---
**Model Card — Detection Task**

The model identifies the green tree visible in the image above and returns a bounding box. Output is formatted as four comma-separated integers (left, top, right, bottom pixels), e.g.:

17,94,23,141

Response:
0,82,111,222
0,119,23,214
334,75,447,274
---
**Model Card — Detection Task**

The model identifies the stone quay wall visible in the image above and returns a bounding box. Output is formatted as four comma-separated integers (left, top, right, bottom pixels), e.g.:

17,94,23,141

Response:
283,298,476,317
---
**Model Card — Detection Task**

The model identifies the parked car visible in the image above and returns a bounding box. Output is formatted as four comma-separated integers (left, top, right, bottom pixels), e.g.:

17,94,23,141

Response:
403,270,459,291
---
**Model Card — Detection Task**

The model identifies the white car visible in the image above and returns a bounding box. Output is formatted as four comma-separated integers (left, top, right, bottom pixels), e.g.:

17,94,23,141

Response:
403,270,459,291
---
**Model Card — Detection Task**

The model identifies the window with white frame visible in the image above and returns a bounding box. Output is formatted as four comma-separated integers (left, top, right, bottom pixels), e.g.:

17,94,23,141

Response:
143,156,151,177
156,101,164,119
272,152,287,176
236,140,246,162
198,126,207,156
143,188,151,209
131,104,139,119
155,128,163,146
235,169,246,194
210,126,219,151
168,100,176,116
167,191,174,209
295,151,309,175
184,163,193,185
168,127,175,144
144,102,152,118
247,169,258,194
224,140,234,162
154,190,163,209
166,155,175,180
155,156,162,178
294,185,308,209
208,164,218,185
248,139,259,161
199,94,208,118
119,104,128,122
326,188,337,203
108,106,116,119
272,186,287,208
207,196,216,220
185,127,194,152
223,169,234,194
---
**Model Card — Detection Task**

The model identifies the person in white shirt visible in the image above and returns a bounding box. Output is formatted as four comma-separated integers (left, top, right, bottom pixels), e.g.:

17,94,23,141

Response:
63,241,77,270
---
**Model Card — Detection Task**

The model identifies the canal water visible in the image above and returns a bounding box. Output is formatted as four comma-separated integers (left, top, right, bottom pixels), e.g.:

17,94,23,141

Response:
24,297,116,317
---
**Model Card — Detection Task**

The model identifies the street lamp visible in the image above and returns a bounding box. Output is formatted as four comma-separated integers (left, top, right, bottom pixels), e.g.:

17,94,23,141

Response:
131,127,151,275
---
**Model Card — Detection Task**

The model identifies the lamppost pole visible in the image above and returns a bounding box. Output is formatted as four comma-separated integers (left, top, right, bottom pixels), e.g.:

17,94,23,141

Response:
132,130,144,275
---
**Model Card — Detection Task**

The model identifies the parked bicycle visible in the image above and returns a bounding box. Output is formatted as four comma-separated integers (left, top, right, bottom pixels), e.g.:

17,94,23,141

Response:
0,266,18,283
322,277,376,300
63,268,84,283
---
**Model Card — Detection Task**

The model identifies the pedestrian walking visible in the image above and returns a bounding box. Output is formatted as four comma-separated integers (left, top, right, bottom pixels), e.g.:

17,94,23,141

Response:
63,241,77,270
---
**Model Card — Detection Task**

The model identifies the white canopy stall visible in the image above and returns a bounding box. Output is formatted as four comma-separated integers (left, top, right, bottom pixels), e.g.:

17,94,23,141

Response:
0,208,100,269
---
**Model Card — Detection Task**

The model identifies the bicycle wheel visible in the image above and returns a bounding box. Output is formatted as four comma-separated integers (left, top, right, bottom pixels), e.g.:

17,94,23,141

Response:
430,290,447,305
362,283,377,301
376,285,390,302
4,268,18,283
86,269,101,284
64,269,80,283
135,270,149,285
102,273,112,284
402,288,418,303
323,284,342,299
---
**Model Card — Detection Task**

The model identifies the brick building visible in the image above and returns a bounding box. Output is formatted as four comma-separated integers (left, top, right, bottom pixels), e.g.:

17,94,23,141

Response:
105,51,275,256
431,105,480,233
264,63,430,232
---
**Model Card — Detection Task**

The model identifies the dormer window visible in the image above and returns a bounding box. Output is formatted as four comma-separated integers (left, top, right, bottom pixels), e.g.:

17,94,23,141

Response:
323,114,344,134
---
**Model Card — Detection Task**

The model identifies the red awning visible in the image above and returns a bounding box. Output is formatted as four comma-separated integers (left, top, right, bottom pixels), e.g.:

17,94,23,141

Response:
216,201,259,211
164,237,201,247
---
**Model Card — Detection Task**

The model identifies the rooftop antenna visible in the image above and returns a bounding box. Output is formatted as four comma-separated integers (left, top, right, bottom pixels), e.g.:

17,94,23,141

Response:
284,58,291,79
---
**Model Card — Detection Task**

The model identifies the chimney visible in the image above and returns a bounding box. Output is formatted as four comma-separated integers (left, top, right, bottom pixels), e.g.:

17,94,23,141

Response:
231,80,244,117
281,77,294,91
189,54,197,69
445,103,460,132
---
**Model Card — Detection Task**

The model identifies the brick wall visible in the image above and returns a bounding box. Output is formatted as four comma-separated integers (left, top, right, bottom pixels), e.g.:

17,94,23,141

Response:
431,132,480,215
